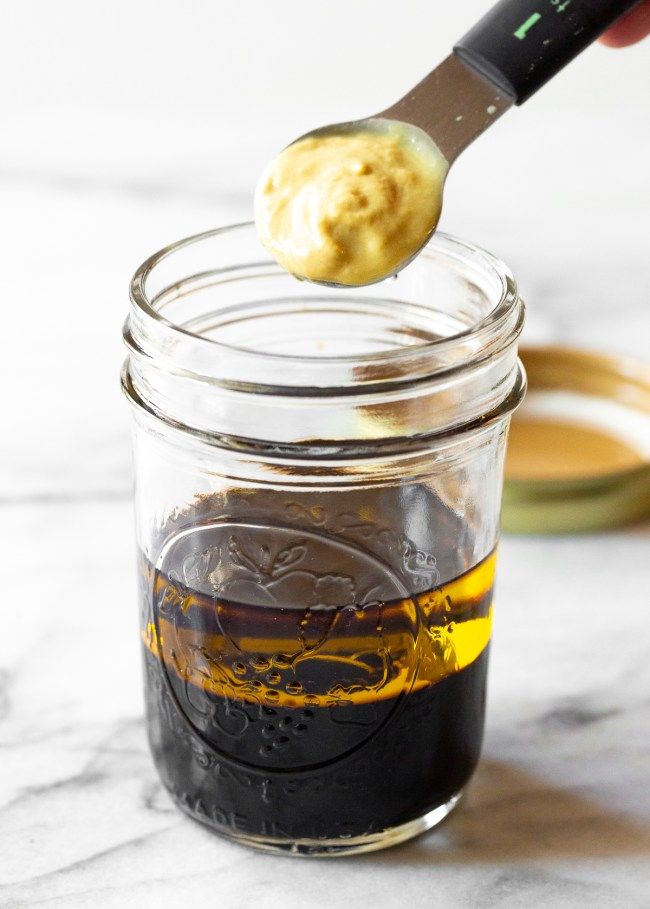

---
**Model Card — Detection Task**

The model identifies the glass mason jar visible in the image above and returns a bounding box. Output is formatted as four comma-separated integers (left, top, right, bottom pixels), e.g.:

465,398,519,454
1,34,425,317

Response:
122,223,525,856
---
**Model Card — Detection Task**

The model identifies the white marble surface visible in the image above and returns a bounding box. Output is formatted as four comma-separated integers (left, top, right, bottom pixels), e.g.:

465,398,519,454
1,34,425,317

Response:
1,2,649,906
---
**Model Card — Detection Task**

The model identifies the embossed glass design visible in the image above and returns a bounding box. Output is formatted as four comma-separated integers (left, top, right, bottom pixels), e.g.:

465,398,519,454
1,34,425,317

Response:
123,223,525,856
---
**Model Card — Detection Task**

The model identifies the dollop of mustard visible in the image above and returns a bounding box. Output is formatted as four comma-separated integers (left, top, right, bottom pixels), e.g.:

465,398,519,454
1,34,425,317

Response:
254,122,448,287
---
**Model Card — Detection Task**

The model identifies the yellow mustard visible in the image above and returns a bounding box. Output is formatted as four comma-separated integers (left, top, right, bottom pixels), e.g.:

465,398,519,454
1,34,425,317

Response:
254,122,448,287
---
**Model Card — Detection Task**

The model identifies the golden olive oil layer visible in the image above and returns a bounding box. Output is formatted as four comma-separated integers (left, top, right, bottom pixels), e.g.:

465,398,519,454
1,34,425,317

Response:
143,550,495,709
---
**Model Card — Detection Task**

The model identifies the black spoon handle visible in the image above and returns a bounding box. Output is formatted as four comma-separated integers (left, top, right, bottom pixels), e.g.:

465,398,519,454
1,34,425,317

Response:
454,0,642,104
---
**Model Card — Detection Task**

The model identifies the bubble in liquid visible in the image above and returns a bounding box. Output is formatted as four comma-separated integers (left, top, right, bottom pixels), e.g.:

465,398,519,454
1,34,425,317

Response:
272,653,293,669
250,656,270,672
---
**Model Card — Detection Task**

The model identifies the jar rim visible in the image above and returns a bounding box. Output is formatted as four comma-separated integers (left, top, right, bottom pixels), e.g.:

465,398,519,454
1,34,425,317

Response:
125,223,524,453
129,222,519,370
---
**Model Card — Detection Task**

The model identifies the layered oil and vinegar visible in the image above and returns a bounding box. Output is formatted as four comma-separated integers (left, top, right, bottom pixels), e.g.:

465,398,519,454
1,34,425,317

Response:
141,490,496,845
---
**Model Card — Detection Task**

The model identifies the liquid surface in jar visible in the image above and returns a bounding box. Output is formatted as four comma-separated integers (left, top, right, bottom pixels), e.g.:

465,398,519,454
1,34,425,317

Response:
140,490,495,842
254,121,448,287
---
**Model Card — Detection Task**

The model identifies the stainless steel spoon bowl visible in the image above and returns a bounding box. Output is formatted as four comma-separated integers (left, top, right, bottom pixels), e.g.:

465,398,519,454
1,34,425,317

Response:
260,0,640,287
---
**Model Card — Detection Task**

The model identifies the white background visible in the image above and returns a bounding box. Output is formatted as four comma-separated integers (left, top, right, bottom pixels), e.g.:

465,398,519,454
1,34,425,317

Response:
0,3,649,907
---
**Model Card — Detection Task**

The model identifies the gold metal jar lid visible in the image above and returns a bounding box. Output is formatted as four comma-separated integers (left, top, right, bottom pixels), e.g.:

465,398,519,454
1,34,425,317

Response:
502,345,650,534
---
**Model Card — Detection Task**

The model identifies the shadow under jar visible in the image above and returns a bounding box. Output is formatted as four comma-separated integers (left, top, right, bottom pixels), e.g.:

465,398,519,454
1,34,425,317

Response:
122,224,525,856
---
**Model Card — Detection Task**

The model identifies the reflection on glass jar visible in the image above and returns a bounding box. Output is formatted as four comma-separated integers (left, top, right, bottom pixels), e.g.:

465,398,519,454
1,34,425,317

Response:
123,224,524,856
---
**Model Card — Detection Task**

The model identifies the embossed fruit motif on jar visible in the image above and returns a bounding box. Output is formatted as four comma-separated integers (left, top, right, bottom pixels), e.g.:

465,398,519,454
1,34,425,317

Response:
122,224,525,855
